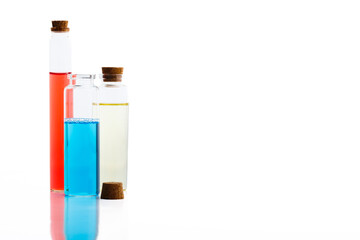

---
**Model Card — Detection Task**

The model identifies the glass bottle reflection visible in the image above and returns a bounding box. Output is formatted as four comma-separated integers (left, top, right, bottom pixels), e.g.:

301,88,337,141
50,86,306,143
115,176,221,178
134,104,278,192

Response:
64,196,99,240
50,192,65,240
50,192,99,240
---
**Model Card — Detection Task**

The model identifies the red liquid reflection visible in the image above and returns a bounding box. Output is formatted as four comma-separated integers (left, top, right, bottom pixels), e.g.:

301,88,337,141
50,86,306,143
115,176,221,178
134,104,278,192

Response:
50,192,65,240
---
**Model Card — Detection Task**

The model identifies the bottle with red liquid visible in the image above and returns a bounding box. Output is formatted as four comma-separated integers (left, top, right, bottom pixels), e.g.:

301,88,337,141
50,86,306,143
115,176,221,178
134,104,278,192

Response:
50,21,72,191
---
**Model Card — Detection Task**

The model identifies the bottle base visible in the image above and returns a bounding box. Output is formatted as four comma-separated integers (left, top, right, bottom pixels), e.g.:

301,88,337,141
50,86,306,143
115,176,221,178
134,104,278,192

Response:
65,194,99,197
51,189,64,193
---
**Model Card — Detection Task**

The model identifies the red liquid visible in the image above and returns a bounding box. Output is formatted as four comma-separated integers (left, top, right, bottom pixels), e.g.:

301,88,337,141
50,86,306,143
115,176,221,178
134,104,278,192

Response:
50,72,71,191
50,192,65,240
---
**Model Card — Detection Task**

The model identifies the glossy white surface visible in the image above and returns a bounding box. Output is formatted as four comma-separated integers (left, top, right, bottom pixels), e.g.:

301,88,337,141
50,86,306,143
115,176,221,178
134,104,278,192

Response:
2,0,360,239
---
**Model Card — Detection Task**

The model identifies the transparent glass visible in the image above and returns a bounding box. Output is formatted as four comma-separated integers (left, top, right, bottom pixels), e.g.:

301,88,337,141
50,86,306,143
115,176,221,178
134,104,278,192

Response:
64,74,100,196
49,30,71,192
98,74,129,190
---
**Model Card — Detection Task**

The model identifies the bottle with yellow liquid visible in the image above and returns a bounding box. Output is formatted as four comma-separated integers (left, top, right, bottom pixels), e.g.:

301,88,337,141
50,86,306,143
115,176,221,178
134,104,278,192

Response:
99,67,129,190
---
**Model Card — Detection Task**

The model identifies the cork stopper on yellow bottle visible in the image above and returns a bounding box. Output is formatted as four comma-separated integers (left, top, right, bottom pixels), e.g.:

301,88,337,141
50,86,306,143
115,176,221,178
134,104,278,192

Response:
101,182,125,199
51,20,70,32
102,67,124,82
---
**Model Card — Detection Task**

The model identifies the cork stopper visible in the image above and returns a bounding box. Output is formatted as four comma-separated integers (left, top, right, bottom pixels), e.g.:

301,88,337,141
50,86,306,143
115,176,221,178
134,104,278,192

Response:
51,20,69,32
102,67,123,82
101,182,124,199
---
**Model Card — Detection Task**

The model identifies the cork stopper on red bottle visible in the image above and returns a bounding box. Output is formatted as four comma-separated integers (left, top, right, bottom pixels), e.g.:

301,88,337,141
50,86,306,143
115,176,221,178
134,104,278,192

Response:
51,20,69,32
102,67,124,82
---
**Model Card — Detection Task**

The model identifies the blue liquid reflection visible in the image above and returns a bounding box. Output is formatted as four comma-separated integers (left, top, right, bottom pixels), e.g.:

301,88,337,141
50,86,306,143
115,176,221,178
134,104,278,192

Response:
50,192,99,240
64,196,99,240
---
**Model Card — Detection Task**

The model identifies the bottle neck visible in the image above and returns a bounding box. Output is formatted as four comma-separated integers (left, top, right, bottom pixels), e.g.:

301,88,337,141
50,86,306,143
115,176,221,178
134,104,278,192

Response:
50,32,72,73
69,74,95,86
72,79,94,86
101,73,123,82
51,31,70,38
101,81,124,88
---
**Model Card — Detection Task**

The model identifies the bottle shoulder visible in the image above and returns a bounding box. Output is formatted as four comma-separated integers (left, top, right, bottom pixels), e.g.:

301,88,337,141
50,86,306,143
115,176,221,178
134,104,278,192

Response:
98,83,128,103
65,85,98,89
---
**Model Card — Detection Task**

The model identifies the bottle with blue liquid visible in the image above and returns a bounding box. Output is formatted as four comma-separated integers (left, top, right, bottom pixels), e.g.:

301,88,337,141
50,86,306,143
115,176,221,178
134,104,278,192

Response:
64,74,99,196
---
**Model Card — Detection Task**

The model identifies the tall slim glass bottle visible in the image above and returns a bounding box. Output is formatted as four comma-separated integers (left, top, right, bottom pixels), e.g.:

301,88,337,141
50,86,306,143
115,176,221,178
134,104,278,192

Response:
99,67,129,190
50,20,71,191
64,74,99,196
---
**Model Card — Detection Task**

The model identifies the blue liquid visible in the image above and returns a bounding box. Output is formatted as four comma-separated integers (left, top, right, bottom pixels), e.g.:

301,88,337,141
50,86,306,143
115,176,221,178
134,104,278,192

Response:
65,118,99,196
64,196,99,240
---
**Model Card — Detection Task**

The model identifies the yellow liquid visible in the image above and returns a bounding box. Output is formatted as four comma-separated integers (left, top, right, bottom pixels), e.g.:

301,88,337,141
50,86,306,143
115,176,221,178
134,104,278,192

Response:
99,103,129,190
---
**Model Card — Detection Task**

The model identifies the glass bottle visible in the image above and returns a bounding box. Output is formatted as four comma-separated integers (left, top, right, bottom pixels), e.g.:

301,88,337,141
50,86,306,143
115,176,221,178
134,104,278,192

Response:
50,20,72,191
99,67,129,190
64,74,99,196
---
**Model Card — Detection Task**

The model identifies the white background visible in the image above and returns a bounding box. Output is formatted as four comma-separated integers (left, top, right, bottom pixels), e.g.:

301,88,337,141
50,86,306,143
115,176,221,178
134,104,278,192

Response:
0,0,360,239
